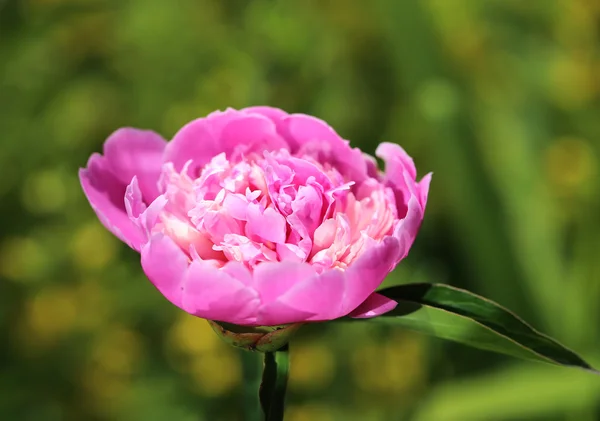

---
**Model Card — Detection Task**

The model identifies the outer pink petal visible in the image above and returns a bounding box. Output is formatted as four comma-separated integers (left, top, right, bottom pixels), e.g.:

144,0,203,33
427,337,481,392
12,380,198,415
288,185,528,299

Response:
141,234,188,309
253,261,318,304
375,142,417,180
241,106,289,123
163,117,222,176
256,266,346,325
394,173,430,261
348,293,398,318
220,114,289,155
165,109,290,174
342,235,401,314
255,233,401,325
141,234,260,325
279,114,368,182
103,128,167,203
418,172,432,210
79,154,145,250
182,260,260,324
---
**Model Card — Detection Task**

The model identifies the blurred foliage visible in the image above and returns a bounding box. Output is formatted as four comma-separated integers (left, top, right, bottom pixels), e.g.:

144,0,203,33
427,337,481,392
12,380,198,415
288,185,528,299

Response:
1,0,599,420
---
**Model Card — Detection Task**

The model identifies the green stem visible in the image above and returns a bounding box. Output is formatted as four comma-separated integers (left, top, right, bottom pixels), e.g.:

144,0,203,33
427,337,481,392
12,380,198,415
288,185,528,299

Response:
259,345,290,421
241,351,262,421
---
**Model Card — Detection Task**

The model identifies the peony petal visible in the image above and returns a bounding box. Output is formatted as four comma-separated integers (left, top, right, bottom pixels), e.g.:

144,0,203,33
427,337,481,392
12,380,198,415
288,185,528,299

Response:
245,205,287,244
375,142,417,180
103,128,167,203
242,106,289,123
125,176,167,241
343,235,401,314
253,261,318,305
348,293,398,318
258,268,347,324
220,114,289,155
394,195,425,261
418,172,432,210
181,260,260,324
79,154,145,250
163,117,221,177
140,234,188,309
280,114,368,182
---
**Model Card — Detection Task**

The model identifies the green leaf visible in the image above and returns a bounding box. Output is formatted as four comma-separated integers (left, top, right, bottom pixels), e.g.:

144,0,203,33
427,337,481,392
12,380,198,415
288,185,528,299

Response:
412,361,600,421
259,345,289,421
363,283,597,373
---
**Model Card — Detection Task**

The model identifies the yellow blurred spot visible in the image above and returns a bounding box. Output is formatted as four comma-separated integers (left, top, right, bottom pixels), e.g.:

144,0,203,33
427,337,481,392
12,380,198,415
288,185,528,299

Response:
74,279,111,330
80,365,128,416
547,55,595,109
286,404,335,421
71,222,117,270
25,287,78,346
168,314,220,355
189,350,241,397
80,326,141,415
0,237,48,282
544,137,596,194
21,169,67,214
91,327,143,376
351,332,426,399
290,343,335,390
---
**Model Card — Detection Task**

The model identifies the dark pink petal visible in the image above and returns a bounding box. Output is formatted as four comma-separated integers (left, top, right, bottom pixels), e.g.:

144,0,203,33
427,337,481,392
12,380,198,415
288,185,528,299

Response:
280,114,368,182
348,293,398,318
103,128,167,202
79,154,145,250
182,260,260,324
140,234,188,309
343,236,401,314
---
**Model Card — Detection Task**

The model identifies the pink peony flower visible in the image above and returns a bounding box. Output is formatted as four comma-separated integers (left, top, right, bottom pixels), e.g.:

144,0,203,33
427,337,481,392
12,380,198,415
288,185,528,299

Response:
79,107,431,326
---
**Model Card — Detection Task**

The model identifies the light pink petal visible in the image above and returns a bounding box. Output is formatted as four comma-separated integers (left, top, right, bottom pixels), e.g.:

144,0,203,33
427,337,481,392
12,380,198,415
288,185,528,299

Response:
140,234,189,309
348,293,398,318
289,184,323,238
181,260,260,324
103,128,167,203
258,268,347,325
79,154,145,250
245,205,287,244
342,235,401,314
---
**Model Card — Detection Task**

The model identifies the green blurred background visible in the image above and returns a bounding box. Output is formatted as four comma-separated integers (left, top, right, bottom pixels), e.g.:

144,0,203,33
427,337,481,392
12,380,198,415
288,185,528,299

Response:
1,0,599,420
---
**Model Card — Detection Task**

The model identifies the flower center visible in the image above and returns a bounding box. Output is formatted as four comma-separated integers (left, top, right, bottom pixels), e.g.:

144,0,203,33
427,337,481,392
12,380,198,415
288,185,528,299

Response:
154,149,397,271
